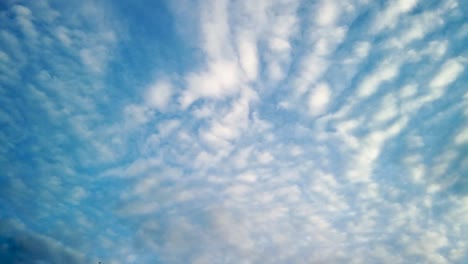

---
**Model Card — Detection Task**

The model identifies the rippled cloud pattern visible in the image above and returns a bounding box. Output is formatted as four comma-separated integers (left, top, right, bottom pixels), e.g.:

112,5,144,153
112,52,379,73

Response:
1,0,467,263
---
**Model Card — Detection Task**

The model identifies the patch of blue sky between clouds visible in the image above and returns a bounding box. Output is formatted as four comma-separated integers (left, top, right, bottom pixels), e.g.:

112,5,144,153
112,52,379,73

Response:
0,0,467,263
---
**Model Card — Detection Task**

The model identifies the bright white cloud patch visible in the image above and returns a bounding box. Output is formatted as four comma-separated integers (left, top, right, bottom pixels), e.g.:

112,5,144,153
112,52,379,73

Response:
237,33,259,81
315,1,339,26
145,80,173,111
180,60,241,108
308,82,331,115
430,59,464,88
373,0,419,32
357,61,399,98
1,0,467,263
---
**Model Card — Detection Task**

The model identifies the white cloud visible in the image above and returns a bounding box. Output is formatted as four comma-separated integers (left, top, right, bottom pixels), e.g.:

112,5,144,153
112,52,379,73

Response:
268,37,291,52
400,84,418,98
408,40,448,62
315,1,339,26
289,145,303,156
388,11,444,49
237,171,257,183
181,60,241,108
449,241,467,261
225,183,251,198
293,23,346,93
308,82,331,116
334,118,361,149
347,117,408,182
229,147,252,169
313,27,347,57
6,1,468,263
403,155,426,183
199,0,232,60
70,186,88,205
54,26,72,46
12,5,37,39
429,58,464,89
263,1,299,82
427,184,441,194
12,4,32,16
237,32,259,81
373,0,419,33
372,93,398,123
257,151,274,164
295,55,329,95
354,41,371,59
447,197,468,227
432,149,458,178
123,104,153,125
157,119,181,137
406,230,449,263
197,93,253,152
357,61,399,98
145,80,173,111
79,46,108,73
454,126,468,145
133,176,161,195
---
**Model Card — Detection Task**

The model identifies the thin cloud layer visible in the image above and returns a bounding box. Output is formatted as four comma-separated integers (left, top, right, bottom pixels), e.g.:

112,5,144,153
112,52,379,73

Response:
0,0,467,263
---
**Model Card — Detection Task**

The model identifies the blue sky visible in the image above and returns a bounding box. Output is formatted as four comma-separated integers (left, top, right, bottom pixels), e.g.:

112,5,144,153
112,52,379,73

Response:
0,0,467,263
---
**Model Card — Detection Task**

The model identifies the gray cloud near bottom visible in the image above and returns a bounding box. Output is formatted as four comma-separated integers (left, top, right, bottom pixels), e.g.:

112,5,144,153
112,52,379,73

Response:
0,219,86,264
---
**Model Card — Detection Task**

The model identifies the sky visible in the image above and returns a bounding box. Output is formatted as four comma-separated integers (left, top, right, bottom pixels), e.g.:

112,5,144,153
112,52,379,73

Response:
0,0,467,263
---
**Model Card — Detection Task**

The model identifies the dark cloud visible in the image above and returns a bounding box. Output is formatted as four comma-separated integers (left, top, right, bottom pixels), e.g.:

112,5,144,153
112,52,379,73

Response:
0,219,86,264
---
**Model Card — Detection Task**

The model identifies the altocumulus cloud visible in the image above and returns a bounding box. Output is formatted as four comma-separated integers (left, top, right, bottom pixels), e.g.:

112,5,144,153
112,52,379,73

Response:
1,0,467,263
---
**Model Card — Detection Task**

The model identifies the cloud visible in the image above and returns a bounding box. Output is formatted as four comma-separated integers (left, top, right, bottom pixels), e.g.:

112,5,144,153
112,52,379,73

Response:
198,94,251,151
373,0,419,33
357,61,399,98
145,80,173,111
69,186,88,205
0,219,87,264
257,151,274,164
406,230,449,263
199,0,232,60
429,58,464,89
79,47,108,73
237,32,259,81
2,0,468,263
12,5,37,39
347,117,408,182
372,93,398,123
124,104,154,125
388,10,444,49
308,82,331,116
262,1,299,82
454,127,468,145
180,60,241,108
315,1,339,26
